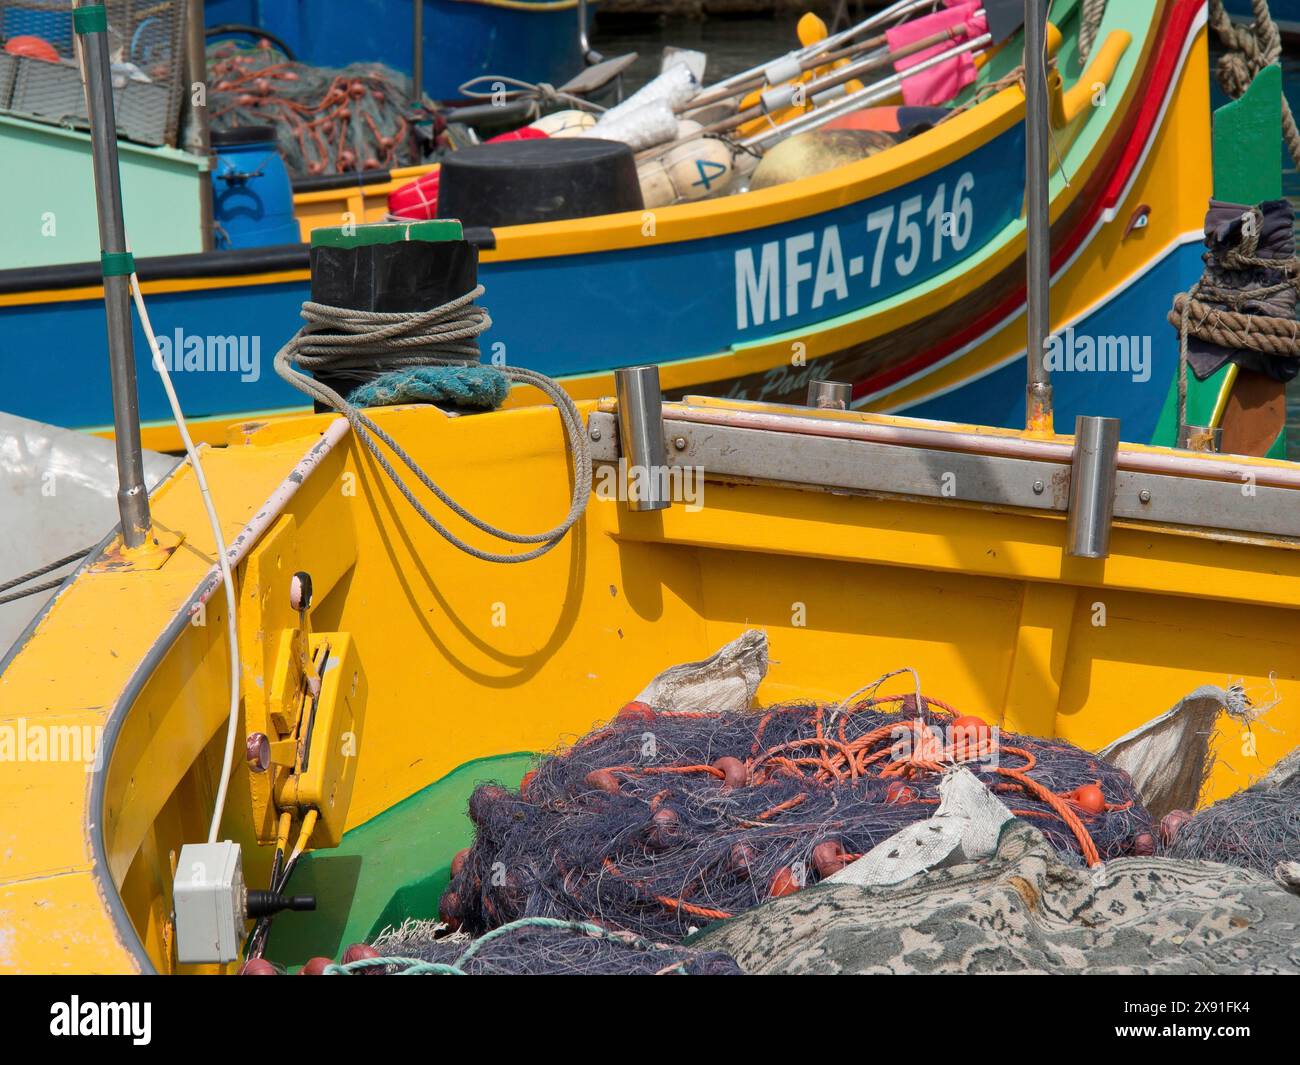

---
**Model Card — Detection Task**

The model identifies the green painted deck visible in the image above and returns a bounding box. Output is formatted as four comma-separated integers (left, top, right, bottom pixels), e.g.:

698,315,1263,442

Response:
264,752,532,967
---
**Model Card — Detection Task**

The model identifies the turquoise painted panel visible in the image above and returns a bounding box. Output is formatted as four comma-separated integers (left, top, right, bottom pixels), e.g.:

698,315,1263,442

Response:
0,115,207,270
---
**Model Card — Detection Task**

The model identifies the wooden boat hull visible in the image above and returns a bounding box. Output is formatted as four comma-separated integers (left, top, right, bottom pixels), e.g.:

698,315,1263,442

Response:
0,1,1212,452
4,380,1300,972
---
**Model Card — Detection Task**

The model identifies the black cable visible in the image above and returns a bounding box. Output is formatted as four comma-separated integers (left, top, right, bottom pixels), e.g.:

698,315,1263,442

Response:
0,547,94,601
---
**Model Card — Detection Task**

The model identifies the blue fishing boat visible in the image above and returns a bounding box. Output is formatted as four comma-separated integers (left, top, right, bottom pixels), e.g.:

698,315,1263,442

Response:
204,0,598,101
0,0,1262,457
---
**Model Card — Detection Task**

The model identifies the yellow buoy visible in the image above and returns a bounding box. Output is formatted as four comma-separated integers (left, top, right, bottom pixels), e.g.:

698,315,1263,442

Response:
749,129,895,190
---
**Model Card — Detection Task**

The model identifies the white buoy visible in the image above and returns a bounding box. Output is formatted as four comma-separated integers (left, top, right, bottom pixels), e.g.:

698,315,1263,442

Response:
599,62,701,126
637,135,735,207
531,109,597,137
584,99,681,152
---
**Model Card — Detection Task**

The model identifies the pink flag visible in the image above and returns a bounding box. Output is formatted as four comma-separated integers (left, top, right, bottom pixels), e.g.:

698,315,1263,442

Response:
885,1,987,108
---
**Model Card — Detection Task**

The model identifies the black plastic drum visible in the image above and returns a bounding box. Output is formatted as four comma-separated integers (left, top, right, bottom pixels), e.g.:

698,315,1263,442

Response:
437,137,644,228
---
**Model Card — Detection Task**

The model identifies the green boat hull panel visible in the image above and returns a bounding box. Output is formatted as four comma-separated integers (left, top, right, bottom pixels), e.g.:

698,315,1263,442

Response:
264,752,532,967
1152,63,1286,457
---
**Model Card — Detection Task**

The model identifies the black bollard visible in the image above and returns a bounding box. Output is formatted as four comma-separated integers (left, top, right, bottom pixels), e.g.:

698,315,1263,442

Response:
306,219,480,408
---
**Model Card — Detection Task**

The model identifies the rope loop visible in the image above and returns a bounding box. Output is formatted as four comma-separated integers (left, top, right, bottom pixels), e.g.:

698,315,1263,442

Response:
1208,0,1300,169
275,290,591,564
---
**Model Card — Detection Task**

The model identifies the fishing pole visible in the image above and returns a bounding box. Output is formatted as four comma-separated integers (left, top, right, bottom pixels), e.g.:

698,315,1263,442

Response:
742,30,993,148
698,24,975,139
690,0,938,106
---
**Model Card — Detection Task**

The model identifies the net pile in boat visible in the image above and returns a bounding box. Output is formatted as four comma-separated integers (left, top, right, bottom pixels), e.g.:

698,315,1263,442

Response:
207,42,429,177
338,917,742,975
440,696,1155,941
1167,750,1300,877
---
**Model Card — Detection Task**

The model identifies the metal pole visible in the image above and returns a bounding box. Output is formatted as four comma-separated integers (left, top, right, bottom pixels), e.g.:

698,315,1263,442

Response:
184,0,214,252
614,366,671,512
1066,416,1120,558
413,0,424,103
1023,0,1054,433
75,1,151,547
578,0,601,65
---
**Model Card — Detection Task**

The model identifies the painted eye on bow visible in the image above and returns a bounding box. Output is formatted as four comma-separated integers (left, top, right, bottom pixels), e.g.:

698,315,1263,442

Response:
1123,203,1152,237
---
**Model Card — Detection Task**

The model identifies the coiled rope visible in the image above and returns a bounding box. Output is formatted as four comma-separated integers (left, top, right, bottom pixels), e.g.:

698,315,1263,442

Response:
456,74,605,122
274,288,591,563
1209,0,1300,170
1167,204,1300,430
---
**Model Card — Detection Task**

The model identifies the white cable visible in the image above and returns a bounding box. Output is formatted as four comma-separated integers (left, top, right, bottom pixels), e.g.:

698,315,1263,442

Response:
128,264,241,844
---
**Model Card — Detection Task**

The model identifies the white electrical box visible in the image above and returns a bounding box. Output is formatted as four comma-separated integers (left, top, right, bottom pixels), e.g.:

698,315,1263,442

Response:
173,841,247,964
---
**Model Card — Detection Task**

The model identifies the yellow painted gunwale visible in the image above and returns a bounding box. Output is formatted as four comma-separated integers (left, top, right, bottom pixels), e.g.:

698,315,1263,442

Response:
3,392,1300,973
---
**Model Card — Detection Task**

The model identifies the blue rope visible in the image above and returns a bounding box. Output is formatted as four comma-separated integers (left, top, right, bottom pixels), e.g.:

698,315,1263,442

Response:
346,365,508,411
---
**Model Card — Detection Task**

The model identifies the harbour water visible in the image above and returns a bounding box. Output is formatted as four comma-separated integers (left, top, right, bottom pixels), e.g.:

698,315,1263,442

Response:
593,14,1300,457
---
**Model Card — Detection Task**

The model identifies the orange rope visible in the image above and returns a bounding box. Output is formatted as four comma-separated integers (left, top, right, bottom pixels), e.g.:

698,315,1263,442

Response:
593,700,1109,867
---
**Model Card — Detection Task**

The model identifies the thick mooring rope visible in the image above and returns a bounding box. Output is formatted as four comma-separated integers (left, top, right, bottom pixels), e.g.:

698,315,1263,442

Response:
1208,0,1300,170
1167,204,1300,430
1077,0,1108,62
275,289,591,564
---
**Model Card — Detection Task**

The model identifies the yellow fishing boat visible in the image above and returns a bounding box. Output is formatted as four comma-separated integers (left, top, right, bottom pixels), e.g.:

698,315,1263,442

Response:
1,1,1298,977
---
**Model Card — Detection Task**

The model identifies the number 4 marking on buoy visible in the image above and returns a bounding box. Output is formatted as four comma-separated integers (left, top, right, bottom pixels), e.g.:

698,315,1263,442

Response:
693,159,728,190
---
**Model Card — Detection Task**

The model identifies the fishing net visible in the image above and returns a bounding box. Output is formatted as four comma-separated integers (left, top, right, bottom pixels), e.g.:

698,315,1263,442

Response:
332,917,742,975
1167,747,1300,877
206,40,432,178
441,693,1154,941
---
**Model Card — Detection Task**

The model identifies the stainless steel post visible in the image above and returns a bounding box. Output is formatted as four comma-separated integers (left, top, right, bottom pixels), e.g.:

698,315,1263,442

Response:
76,1,151,547
807,380,852,410
413,0,424,103
184,0,214,252
1066,416,1120,558
614,366,671,512
1023,0,1054,433
578,0,601,64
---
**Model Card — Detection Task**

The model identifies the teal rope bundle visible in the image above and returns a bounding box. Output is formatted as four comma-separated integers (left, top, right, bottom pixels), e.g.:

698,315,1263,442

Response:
274,289,591,564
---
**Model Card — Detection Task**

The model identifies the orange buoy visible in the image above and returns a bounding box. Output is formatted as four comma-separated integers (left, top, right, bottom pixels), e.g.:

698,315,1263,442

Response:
728,841,755,878
949,714,991,757
811,840,848,878
1071,783,1106,815
239,958,277,975
450,847,471,878
585,768,620,794
884,780,917,805
769,866,802,898
1160,809,1193,846
713,756,746,789
341,943,382,974
5,35,59,63
439,890,463,931
299,956,333,975
616,700,656,723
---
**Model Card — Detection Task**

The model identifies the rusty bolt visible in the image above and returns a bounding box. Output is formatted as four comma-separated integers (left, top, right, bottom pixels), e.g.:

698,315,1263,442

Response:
246,732,271,773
